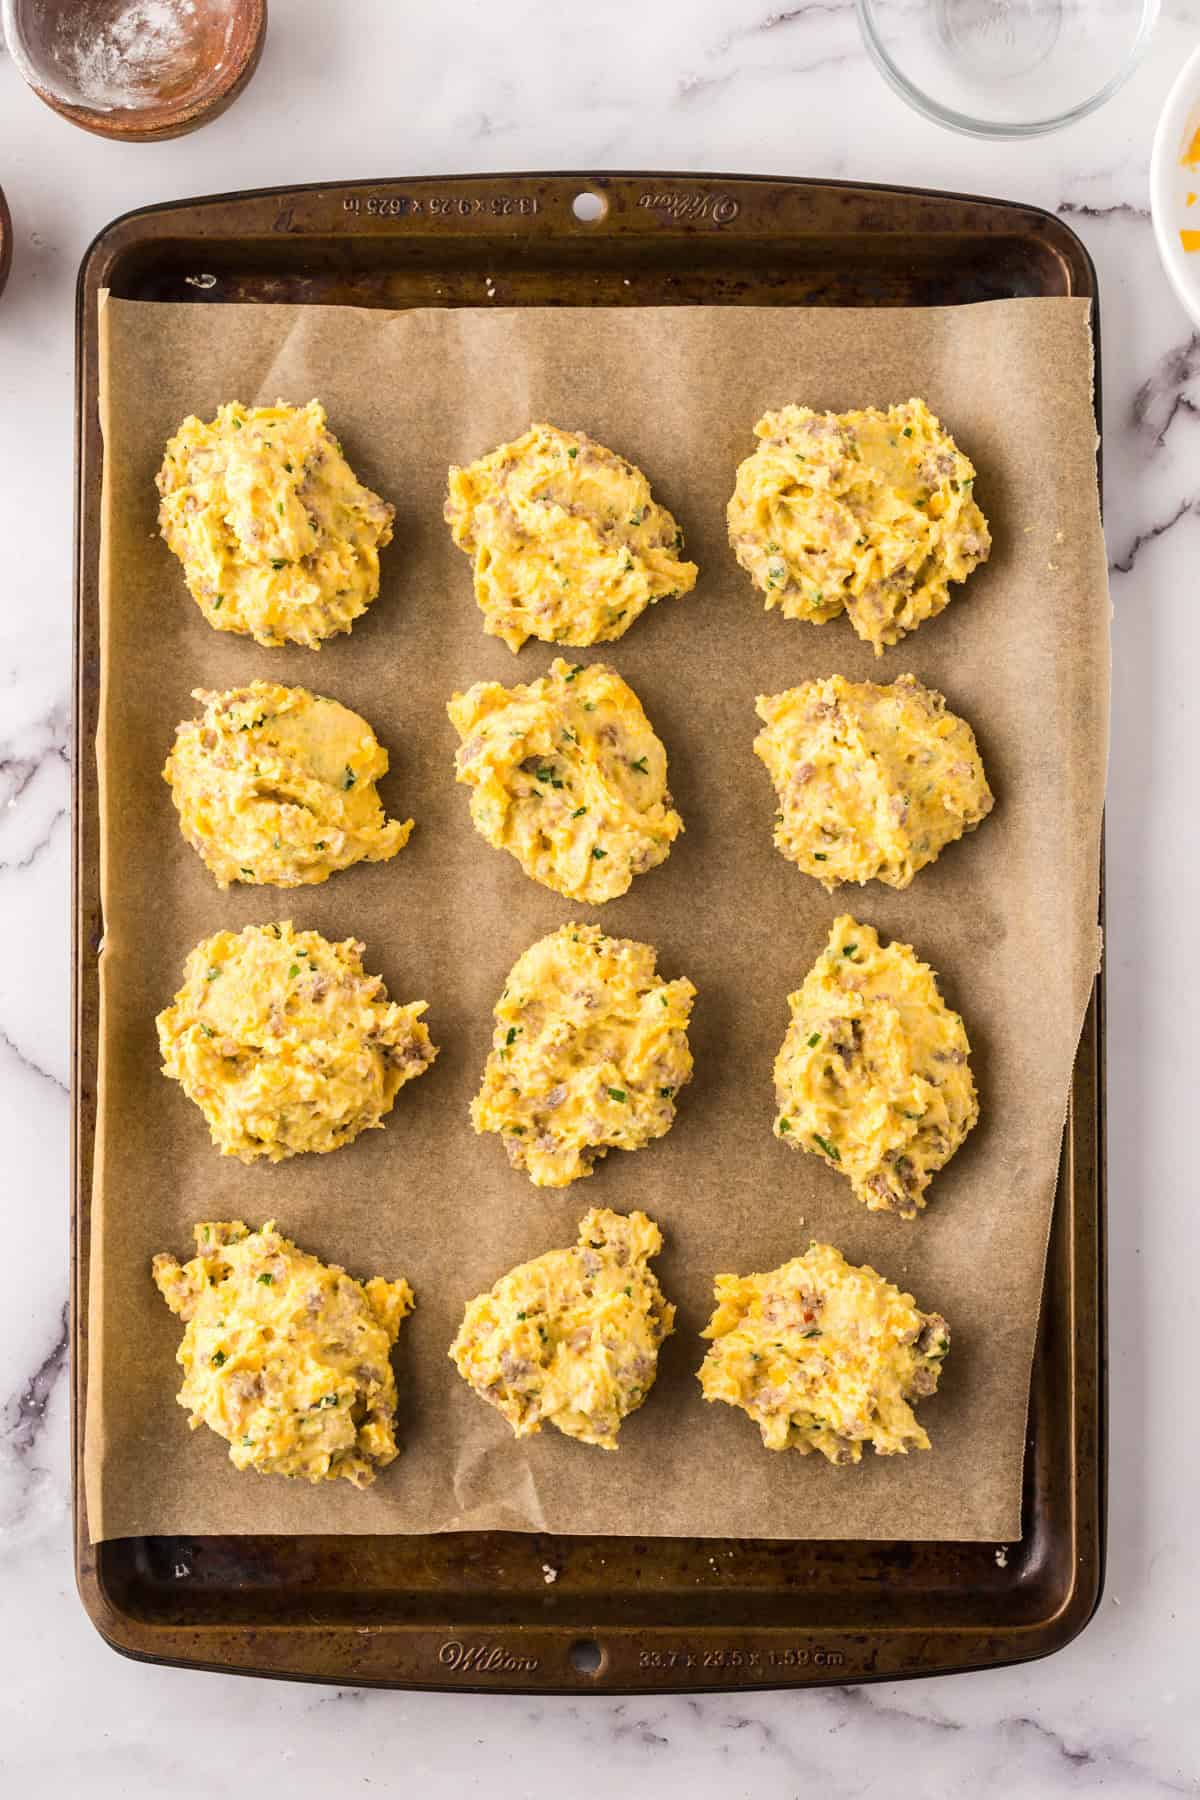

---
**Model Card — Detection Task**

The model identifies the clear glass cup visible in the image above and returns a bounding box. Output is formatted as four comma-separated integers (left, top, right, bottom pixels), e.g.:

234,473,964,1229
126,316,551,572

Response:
856,0,1160,137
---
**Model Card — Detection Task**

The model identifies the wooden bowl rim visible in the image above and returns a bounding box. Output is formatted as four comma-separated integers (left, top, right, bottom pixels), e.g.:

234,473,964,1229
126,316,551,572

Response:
0,185,12,300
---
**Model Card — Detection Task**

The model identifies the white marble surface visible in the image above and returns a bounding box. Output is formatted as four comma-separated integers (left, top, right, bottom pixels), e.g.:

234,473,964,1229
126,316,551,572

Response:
1,1,1197,1791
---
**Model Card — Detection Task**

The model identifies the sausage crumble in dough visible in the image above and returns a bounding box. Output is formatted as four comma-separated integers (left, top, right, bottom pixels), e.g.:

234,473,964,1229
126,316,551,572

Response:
448,658,682,903
153,1219,413,1487
450,1208,675,1449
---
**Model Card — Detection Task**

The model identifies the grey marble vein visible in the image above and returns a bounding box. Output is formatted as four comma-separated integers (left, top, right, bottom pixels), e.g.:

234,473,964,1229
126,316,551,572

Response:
679,48,854,103
835,1684,964,1735
0,1023,69,1095
1133,331,1200,447
708,0,858,62
3,1303,68,1460
0,696,69,798
1003,1714,1197,1795
1110,495,1197,575
747,1,857,28
1058,200,1151,221
0,802,67,875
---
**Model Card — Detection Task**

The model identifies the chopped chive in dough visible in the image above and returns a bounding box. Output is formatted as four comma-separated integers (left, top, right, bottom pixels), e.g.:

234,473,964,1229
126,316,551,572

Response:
256,1273,274,1285
812,1132,840,1161
608,1087,627,1103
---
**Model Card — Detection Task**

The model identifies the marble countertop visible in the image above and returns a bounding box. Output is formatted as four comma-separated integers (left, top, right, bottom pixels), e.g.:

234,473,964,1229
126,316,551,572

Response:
1,1,1197,1792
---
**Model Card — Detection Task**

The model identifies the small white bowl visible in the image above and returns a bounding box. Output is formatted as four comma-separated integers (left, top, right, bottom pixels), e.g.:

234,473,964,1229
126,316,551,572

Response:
1151,40,1200,326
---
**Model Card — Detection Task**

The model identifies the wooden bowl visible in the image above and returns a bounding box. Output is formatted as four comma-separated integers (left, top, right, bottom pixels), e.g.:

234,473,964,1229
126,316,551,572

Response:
0,186,11,301
2,0,267,142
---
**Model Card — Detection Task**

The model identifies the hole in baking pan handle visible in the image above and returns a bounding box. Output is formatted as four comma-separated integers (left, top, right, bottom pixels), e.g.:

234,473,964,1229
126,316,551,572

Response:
568,1636,606,1676
572,190,608,223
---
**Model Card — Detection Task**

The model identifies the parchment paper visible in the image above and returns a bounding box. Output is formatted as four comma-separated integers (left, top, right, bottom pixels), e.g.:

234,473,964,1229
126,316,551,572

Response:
86,295,1109,1544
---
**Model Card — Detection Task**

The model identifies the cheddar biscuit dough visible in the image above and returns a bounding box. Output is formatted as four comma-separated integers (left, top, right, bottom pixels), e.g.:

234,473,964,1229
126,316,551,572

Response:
157,399,394,647
472,922,696,1187
445,422,697,651
754,673,993,891
447,657,682,903
165,681,413,888
152,1220,414,1487
157,922,436,1162
773,915,977,1217
450,1208,675,1448
727,398,990,653
698,1242,949,1461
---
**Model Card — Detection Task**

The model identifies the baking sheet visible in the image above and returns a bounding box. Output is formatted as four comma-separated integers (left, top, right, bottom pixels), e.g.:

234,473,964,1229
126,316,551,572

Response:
86,294,1109,1544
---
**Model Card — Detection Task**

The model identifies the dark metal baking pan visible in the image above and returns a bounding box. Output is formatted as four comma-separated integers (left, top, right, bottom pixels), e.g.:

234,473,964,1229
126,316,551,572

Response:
73,173,1105,1692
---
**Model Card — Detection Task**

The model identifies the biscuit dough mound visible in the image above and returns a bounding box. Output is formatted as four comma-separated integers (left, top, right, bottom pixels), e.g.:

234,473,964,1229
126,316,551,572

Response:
157,399,394,648
727,398,990,654
754,673,993,891
165,681,413,888
773,915,977,1217
448,657,683,903
157,922,436,1162
445,422,698,652
450,1208,675,1449
152,1219,414,1487
698,1242,949,1461
473,922,696,1188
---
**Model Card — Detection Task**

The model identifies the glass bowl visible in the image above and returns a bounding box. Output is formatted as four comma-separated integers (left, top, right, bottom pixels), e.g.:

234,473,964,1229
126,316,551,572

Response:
856,0,1160,138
